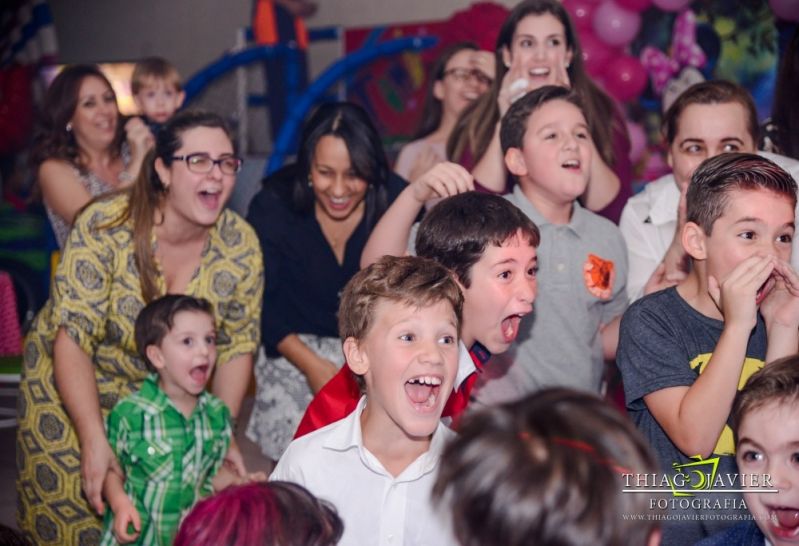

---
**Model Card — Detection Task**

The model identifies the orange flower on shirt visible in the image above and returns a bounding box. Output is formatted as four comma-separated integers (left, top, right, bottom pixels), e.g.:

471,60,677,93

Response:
583,254,615,300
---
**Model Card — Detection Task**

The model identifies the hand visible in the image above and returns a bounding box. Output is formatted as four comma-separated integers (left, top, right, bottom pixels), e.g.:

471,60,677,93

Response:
124,116,154,160
410,162,474,204
469,50,496,82
760,258,799,329
406,145,444,185
111,496,141,544
497,55,570,115
644,262,686,296
708,254,775,330
306,358,339,394
81,435,121,515
222,438,247,479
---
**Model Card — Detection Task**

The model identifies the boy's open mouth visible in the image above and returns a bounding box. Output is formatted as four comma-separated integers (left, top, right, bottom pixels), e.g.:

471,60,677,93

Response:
768,506,799,538
190,364,210,384
756,275,775,306
501,314,525,343
404,375,442,411
561,159,581,171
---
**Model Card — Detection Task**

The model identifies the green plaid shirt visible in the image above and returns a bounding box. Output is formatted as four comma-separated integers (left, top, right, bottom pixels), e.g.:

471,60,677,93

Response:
100,374,231,546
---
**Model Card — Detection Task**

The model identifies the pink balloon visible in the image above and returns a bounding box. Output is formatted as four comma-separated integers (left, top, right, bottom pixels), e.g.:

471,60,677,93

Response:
626,121,647,162
592,1,641,47
617,0,653,11
769,0,799,22
564,0,597,30
603,54,648,102
652,0,692,11
579,30,617,77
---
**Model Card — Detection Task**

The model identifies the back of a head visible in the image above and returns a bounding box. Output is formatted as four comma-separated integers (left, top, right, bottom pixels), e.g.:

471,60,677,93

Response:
173,481,343,546
415,192,539,287
433,388,658,546
686,152,797,236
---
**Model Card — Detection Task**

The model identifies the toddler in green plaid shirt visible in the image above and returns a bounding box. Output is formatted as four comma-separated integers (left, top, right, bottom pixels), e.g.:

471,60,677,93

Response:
100,295,254,545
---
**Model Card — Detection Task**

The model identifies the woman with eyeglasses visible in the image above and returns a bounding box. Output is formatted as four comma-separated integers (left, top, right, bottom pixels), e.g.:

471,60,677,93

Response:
32,64,154,248
17,110,263,545
394,42,493,185
245,102,408,462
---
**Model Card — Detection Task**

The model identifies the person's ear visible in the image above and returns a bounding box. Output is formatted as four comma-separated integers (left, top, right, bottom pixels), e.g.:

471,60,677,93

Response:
647,527,662,546
433,79,445,102
501,46,511,69
682,221,707,260
154,157,171,189
564,48,573,68
343,337,369,375
133,94,144,114
145,344,166,371
176,90,186,108
505,147,528,178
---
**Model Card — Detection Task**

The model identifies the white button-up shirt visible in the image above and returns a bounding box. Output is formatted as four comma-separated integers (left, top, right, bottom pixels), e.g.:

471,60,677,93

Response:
271,396,458,546
620,151,799,301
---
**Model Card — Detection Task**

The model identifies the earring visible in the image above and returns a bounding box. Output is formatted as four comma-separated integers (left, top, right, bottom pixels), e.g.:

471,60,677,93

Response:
65,122,73,132
307,177,313,188
565,62,570,69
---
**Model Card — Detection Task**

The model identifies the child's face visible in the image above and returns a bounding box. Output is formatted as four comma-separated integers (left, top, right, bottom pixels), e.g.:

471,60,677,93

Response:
697,188,794,301
461,229,537,354
668,102,755,192
348,299,459,440
501,13,573,88
147,310,217,399
506,99,591,208
134,78,184,124
737,400,799,544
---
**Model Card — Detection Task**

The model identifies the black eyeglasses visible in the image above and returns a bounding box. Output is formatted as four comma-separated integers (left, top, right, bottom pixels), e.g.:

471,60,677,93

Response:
172,153,243,175
443,68,493,86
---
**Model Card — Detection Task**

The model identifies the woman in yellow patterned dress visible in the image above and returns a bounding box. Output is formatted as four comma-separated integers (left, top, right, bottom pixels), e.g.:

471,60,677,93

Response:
16,110,263,545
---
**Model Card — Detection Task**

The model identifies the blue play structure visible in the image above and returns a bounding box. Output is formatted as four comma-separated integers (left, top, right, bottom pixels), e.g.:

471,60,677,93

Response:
181,27,437,177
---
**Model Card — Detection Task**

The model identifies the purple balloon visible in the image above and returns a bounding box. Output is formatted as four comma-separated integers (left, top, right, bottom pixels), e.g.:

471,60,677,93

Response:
769,0,799,22
626,121,647,162
592,1,641,47
652,0,692,11
564,0,597,30
604,54,648,102
617,0,653,11
579,30,617,77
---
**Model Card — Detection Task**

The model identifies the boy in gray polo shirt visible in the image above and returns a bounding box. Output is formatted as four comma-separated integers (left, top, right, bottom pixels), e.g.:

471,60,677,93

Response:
477,85,628,403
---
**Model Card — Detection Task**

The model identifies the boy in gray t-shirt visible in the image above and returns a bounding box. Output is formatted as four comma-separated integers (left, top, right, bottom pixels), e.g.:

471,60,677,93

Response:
618,153,799,545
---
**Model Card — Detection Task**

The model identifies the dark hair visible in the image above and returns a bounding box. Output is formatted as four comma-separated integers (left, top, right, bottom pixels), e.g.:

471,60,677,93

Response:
499,85,585,154
413,41,479,140
104,109,235,302
416,192,539,287
662,80,759,146
134,294,215,371
284,102,391,231
433,388,659,546
686,153,797,235
338,255,463,342
31,64,124,172
447,0,618,168
731,355,799,443
131,56,183,94
771,28,799,159
173,481,343,546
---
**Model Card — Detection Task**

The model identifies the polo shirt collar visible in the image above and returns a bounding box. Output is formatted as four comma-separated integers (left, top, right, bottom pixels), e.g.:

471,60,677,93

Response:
647,176,680,226
322,396,448,478
509,185,589,235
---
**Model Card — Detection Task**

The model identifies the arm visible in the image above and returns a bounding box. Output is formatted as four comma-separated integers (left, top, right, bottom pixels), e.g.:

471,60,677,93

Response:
581,146,621,213
643,255,775,458
103,470,140,544
54,328,121,514
600,315,621,361
361,162,474,268
277,334,338,394
38,159,93,225
120,117,153,185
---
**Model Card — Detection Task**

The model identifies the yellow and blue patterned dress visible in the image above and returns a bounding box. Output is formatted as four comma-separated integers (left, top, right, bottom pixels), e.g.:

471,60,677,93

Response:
17,193,263,545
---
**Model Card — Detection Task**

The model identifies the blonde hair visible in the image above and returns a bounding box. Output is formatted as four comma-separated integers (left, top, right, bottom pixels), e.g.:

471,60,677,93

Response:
131,56,182,94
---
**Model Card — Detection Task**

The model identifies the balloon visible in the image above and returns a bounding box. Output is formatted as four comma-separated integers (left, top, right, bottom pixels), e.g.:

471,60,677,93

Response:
652,0,692,11
616,0,653,12
769,0,799,22
579,30,617,77
603,54,648,102
564,0,597,30
592,1,641,47
626,121,647,163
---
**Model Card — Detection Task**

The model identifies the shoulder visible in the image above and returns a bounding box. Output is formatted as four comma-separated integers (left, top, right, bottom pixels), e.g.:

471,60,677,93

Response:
621,289,682,331
39,157,78,177
74,192,130,231
694,521,764,546
577,207,627,252
218,208,259,244
272,421,342,477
